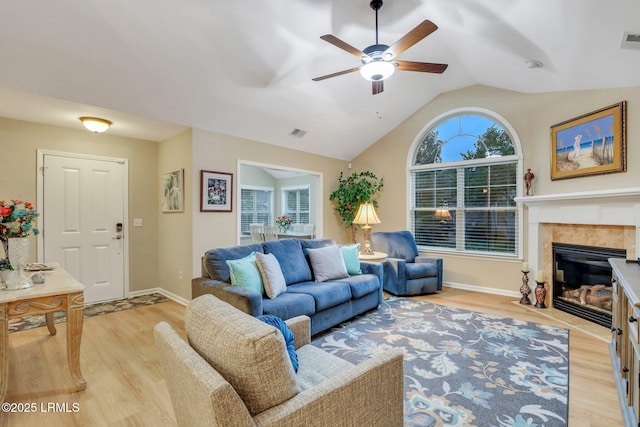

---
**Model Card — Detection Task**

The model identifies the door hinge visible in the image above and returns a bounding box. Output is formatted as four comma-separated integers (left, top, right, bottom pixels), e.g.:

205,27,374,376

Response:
39,166,48,175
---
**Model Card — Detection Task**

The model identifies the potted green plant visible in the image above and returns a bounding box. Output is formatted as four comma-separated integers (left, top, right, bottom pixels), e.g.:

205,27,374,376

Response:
329,171,384,242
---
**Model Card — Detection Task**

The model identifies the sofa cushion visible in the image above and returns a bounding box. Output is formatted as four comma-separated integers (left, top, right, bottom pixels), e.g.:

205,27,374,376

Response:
263,239,312,285
185,295,299,416
226,252,263,294
406,262,438,279
335,274,380,299
287,281,352,311
257,315,298,373
204,243,264,282
340,244,362,275
300,238,334,254
262,292,316,320
306,245,349,282
256,252,287,299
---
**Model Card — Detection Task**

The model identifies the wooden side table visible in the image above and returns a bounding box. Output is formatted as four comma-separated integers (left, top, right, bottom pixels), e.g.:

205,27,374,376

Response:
359,251,388,262
0,267,86,402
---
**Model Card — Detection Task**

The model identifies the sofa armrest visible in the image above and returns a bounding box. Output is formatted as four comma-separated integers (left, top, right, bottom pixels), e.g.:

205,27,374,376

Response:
359,261,384,304
254,348,404,426
285,316,311,349
191,277,264,316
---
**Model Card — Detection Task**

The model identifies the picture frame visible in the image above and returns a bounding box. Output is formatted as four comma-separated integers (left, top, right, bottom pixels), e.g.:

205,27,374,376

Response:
550,101,627,180
161,169,184,213
200,170,233,212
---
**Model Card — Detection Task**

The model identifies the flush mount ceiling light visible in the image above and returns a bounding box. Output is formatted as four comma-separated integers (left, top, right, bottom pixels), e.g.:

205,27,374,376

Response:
79,116,112,133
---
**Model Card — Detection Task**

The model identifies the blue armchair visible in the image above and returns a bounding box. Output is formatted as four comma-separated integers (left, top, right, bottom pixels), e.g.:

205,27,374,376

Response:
370,231,443,296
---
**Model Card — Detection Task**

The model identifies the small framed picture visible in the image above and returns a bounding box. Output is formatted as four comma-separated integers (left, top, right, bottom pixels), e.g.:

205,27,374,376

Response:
550,101,626,180
161,169,184,213
200,170,233,212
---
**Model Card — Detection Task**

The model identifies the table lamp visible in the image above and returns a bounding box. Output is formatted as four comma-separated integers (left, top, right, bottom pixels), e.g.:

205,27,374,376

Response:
352,202,381,255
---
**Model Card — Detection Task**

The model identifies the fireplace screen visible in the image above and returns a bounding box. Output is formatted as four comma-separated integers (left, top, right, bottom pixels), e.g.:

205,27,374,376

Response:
552,243,625,328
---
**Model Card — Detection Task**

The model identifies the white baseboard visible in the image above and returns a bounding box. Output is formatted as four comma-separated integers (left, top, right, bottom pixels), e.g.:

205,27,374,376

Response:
129,287,189,306
444,281,521,299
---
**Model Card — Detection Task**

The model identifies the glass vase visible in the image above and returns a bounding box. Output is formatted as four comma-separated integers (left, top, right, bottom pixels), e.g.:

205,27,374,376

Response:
8,237,32,289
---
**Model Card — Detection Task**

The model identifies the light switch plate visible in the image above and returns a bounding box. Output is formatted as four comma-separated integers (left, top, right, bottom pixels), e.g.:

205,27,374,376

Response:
133,218,143,227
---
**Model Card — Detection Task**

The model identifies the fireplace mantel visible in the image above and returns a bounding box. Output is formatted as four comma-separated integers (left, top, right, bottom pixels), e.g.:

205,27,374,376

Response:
516,186,640,279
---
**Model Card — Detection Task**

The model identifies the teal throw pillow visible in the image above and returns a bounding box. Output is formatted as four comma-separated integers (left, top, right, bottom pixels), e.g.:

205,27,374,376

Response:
226,252,264,295
257,315,299,373
340,244,362,275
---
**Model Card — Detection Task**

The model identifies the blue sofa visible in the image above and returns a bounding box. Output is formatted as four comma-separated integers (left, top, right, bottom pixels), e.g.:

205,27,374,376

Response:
192,238,384,336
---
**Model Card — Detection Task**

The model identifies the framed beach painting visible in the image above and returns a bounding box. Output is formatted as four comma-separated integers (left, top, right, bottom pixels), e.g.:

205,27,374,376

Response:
161,169,184,212
550,101,627,180
200,170,233,212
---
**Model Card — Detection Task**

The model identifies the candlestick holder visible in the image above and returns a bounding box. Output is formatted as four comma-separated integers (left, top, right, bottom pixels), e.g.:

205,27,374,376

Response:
519,271,531,305
534,281,547,308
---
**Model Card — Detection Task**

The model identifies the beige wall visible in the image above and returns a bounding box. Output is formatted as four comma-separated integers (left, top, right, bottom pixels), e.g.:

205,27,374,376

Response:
352,85,640,295
0,117,160,293
191,128,349,277
158,129,193,300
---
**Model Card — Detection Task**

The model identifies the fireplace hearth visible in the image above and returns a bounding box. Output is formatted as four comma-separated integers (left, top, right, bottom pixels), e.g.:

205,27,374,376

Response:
552,243,625,328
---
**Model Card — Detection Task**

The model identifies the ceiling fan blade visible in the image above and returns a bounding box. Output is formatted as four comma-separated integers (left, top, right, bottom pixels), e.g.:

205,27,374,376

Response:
394,60,448,73
320,34,366,58
384,20,438,59
312,67,360,81
372,80,384,95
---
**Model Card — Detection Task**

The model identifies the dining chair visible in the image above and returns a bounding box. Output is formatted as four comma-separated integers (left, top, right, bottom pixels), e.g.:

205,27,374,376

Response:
302,223,315,238
249,224,265,243
291,223,304,232
263,225,279,241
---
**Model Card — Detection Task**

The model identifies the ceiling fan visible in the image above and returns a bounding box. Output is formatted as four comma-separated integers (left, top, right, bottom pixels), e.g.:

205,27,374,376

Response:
313,0,448,95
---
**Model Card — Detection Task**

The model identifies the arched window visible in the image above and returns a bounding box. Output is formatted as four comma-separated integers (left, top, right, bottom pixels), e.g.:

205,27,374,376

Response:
409,110,522,256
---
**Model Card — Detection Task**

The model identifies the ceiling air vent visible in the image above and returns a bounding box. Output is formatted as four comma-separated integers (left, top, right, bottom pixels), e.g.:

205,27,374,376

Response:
620,32,640,50
290,128,307,138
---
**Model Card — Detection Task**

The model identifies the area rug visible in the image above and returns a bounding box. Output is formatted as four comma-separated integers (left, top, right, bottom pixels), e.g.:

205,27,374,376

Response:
9,293,170,333
312,297,569,427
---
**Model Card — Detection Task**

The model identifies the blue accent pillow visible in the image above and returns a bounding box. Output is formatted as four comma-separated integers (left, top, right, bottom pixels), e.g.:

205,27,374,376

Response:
257,315,299,373
226,252,264,295
340,244,362,275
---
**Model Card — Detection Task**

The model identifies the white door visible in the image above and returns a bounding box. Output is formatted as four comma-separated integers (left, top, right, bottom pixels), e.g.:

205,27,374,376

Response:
42,153,126,304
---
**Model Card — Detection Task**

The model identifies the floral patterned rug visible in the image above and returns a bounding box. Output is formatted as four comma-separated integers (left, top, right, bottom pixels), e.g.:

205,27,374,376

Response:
9,293,170,333
312,297,569,427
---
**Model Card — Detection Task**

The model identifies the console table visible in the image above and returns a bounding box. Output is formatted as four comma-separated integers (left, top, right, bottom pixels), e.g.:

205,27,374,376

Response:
609,258,640,426
0,267,86,402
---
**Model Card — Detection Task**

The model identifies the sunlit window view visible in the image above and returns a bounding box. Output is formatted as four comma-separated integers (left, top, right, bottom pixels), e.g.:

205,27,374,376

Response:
410,113,520,255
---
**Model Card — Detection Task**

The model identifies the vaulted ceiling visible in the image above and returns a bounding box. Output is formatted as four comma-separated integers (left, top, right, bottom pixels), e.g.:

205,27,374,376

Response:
1,0,639,160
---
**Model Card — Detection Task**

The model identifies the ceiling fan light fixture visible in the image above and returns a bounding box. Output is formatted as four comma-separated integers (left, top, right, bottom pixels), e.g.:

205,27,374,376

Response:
360,60,395,81
79,116,112,133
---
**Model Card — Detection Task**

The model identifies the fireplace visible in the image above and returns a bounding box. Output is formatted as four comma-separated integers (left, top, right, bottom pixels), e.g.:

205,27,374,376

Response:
552,243,625,328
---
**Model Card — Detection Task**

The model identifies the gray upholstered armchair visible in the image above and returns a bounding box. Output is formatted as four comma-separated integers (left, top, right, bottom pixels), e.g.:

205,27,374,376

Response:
370,230,443,296
154,294,404,427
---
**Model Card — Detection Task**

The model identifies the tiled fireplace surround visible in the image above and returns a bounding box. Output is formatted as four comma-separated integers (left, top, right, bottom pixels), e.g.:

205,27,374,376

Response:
518,187,640,308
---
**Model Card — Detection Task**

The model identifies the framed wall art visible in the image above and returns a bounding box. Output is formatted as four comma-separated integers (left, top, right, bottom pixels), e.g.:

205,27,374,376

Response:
161,168,184,213
200,170,233,212
550,101,626,180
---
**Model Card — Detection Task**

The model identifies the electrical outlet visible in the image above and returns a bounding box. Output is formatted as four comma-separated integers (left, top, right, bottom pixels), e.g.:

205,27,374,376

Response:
133,218,143,227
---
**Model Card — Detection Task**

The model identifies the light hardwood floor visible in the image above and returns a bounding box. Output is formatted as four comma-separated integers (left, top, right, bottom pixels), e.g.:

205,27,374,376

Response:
1,288,623,426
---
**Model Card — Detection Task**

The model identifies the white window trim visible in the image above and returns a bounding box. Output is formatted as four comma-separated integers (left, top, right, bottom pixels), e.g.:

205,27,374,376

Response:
281,184,311,223
406,107,525,259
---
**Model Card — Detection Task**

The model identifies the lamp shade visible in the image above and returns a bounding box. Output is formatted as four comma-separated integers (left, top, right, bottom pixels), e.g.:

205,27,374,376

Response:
352,202,381,225
79,117,112,133
359,60,395,81
434,208,452,221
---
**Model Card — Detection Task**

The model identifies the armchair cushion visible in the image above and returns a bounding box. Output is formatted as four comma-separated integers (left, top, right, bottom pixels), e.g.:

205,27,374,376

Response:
186,295,300,416
371,230,419,262
405,262,438,279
